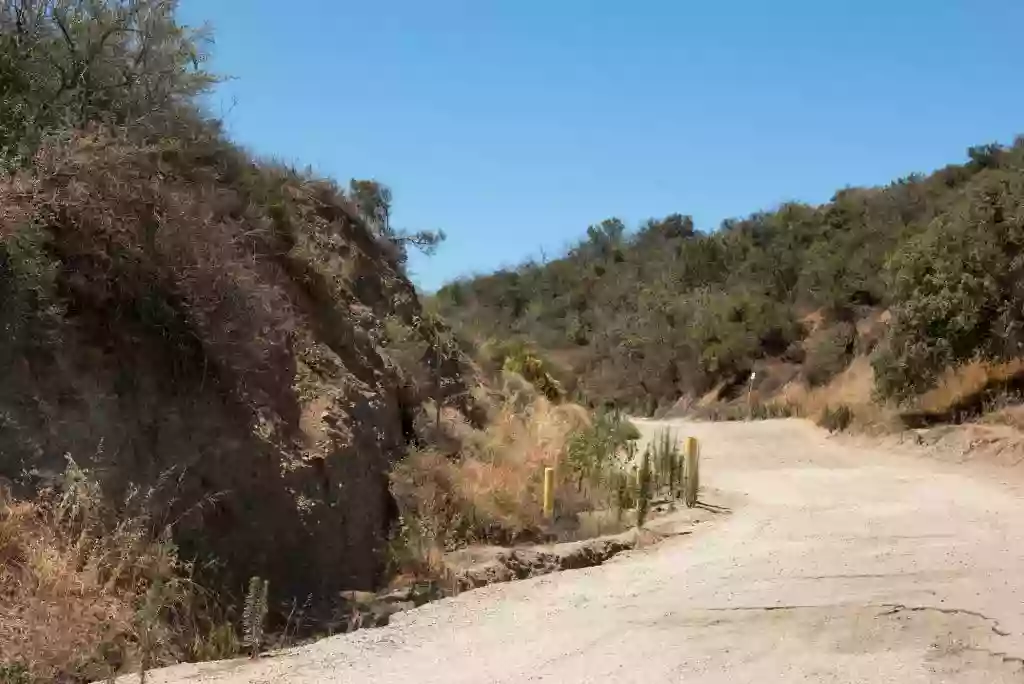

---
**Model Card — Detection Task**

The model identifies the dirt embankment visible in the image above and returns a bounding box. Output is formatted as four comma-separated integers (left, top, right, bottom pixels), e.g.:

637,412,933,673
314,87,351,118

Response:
0,131,480,603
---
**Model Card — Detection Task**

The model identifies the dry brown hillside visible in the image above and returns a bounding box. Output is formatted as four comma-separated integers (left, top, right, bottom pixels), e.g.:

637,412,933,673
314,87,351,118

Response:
0,128,481,603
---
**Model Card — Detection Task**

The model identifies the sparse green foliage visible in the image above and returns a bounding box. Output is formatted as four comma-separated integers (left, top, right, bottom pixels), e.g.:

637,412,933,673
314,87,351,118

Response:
348,179,445,266
185,622,241,664
564,411,639,491
136,577,170,683
488,340,565,402
0,664,30,684
614,441,638,521
636,448,652,527
0,223,62,362
647,429,680,496
242,576,269,659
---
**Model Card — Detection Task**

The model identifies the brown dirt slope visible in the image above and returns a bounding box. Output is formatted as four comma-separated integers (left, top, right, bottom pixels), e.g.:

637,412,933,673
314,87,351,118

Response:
0,129,478,602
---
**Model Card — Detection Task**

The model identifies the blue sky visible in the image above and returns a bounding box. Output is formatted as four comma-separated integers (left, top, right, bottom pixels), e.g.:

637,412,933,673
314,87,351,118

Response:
178,1,1024,291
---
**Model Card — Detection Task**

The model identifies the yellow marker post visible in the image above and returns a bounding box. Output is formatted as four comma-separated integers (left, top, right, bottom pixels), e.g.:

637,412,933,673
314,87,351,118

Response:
683,437,699,509
543,467,555,519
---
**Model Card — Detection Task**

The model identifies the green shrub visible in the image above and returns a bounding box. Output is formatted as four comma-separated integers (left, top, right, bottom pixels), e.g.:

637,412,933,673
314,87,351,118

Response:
692,290,801,383
614,470,634,522
0,0,215,170
488,340,565,402
564,411,637,491
648,429,680,494
636,448,652,527
435,140,1024,412
875,171,1024,398
804,322,856,387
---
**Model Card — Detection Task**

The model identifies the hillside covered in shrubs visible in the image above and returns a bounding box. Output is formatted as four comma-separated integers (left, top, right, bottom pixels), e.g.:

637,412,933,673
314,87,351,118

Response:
0,2,656,679
436,139,1024,422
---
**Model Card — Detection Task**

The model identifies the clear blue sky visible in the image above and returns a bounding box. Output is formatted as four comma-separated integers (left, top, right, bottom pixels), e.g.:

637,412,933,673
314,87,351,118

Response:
178,1,1024,291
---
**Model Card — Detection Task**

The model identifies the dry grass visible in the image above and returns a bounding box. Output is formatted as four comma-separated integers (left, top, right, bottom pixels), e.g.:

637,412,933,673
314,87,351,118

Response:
983,404,1024,431
751,352,1024,434
697,382,728,408
915,359,1024,417
390,394,610,575
459,397,591,527
781,356,873,414
775,356,897,432
854,308,889,354
2,126,478,613
800,309,826,335
0,462,229,682
20,130,301,419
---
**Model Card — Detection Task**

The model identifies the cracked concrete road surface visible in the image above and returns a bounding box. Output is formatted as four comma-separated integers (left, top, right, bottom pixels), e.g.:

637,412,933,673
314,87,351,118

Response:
139,419,1024,683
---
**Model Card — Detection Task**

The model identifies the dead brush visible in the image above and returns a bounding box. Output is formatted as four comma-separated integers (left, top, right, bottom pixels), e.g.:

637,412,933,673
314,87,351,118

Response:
0,459,223,682
914,358,1024,421
390,395,621,575
20,129,302,429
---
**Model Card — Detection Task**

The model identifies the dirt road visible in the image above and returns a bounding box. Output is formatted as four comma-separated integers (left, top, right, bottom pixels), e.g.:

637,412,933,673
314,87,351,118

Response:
139,419,1024,683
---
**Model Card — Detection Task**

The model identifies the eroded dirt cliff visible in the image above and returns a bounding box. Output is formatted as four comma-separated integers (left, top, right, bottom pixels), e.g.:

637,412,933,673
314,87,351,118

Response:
0,128,478,602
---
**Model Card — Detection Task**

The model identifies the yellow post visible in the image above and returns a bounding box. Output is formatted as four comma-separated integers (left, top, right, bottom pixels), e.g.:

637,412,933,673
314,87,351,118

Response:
683,437,699,509
543,467,555,519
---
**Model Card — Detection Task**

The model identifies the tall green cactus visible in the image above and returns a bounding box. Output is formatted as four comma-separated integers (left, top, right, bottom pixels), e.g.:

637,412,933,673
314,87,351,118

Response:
637,447,652,527
668,431,679,494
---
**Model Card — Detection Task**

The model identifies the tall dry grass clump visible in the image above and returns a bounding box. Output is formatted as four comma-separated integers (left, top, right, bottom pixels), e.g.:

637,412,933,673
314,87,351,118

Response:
914,358,1024,419
390,390,636,575
0,461,207,682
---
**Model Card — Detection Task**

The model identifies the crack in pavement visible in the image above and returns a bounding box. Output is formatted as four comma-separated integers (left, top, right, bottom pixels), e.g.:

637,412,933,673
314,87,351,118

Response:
878,603,1013,637
961,646,1024,669
697,601,1014,641
700,604,827,613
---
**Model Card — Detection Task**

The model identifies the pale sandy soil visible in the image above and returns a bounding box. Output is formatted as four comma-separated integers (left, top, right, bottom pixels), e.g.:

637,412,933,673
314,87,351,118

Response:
127,418,1024,683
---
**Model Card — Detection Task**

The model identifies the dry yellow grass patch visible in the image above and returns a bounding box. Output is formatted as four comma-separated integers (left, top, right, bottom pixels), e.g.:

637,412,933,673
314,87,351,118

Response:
0,466,199,681
697,382,728,408
800,309,826,335
776,356,896,431
390,396,601,572
916,359,1024,416
984,404,1024,431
